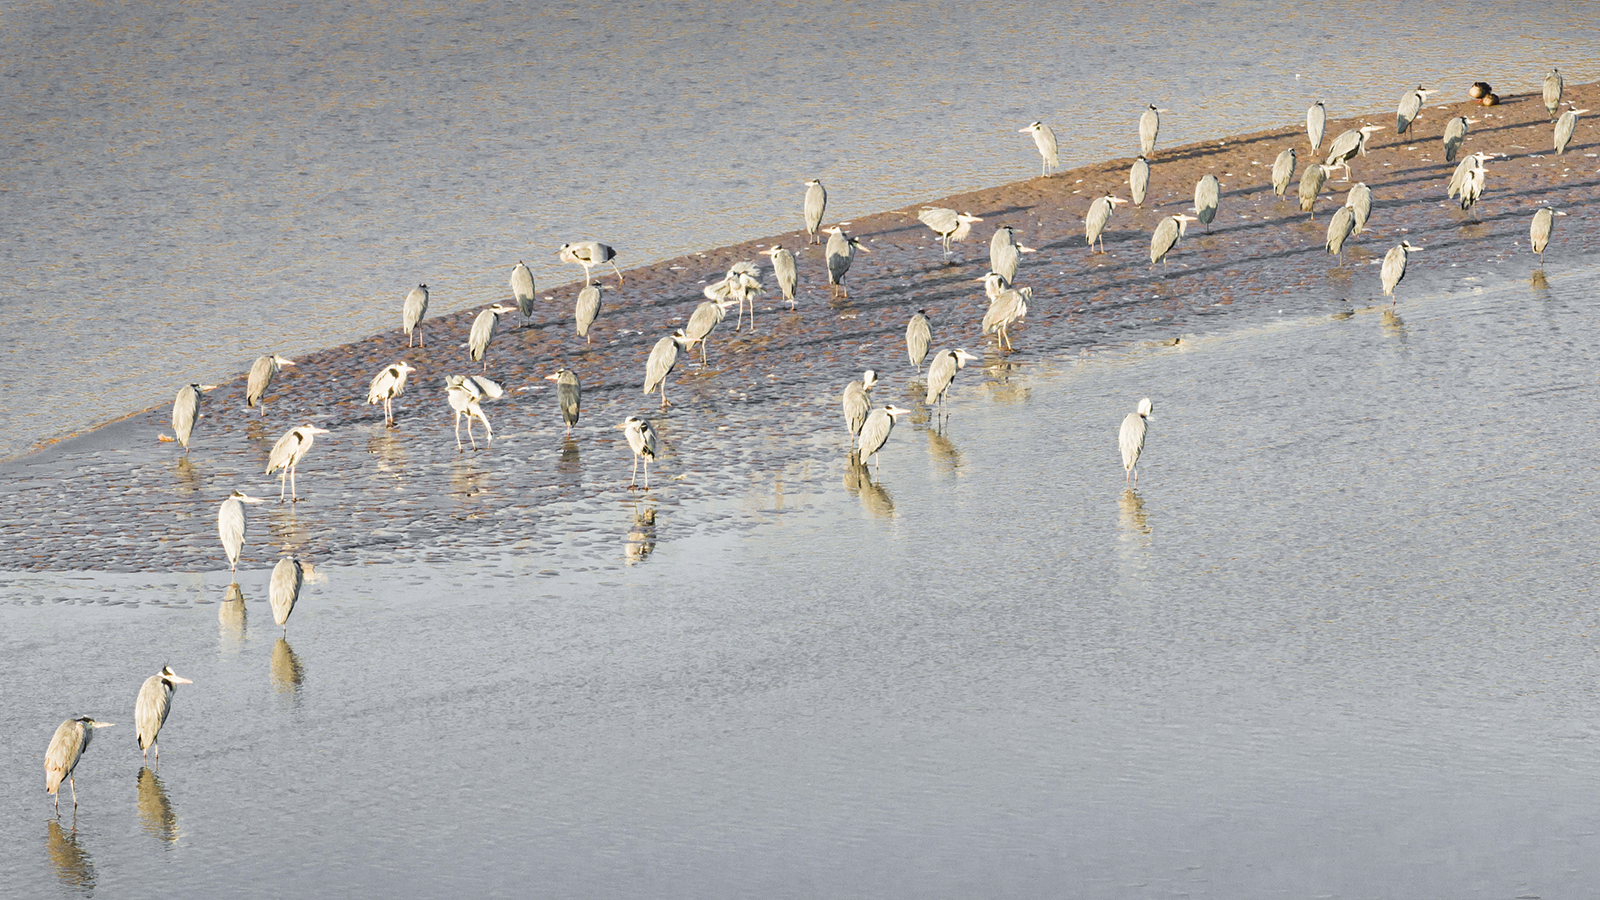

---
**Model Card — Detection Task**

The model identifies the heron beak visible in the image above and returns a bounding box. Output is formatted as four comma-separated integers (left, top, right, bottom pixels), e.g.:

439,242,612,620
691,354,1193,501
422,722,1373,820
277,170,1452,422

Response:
92,722,115,729
171,675,194,684
240,494,265,504
1018,127,1031,133
310,426,331,434
279,359,296,367
1555,210,1569,216
200,384,220,391
544,373,560,381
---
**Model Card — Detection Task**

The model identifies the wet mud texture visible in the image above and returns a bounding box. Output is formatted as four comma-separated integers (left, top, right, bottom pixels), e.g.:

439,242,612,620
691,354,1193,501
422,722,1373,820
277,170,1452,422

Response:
4,81,1599,574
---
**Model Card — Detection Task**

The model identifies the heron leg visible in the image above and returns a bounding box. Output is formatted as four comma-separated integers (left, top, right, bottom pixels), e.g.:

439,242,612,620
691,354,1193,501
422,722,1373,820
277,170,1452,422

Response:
290,465,298,502
70,776,76,809
483,416,493,446
660,383,671,409
279,468,288,502
630,455,639,488
455,412,463,449
643,459,650,490
611,261,624,285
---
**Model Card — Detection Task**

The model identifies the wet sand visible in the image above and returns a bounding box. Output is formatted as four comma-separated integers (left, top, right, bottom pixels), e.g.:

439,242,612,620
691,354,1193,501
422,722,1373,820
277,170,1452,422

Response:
4,81,1598,574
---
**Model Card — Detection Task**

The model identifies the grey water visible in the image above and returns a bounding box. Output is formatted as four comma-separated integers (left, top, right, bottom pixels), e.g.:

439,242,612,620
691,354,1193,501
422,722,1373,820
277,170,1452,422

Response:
2,1,1599,458
5,263,1600,897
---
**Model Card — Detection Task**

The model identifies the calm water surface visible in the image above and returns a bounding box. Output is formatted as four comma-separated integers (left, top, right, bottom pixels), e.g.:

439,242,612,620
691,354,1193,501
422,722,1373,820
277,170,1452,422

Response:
4,263,1599,896
2,1,1599,457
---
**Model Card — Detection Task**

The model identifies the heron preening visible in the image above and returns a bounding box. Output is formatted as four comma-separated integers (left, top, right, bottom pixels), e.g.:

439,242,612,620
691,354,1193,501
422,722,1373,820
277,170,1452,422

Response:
1119,397,1153,486
1325,206,1356,266
1020,121,1059,176
1193,174,1220,233
824,227,869,298
1544,69,1564,121
1084,194,1127,253
1530,207,1567,269
1458,162,1487,218
171,383,218,452
842,370,878,441
803,179,828,244
925,348,980,420
906,309,932,374
135,666,192,764
761,246,798,309
918,208,984,262
1139,104,1165,156
1381,241,1421,305
682,298,736,365
469,304,516,372
574,281,604,343
856,405,911,475
45,717,114,814
983,286,1031,351
559,241,623,285
704,261,763,331
1298,163,1328,216
546,368,581,434
246,354,296,416
269,556,303,634
445,374,503,449
979,271,1010,302
1345,182,1372,235
643,332,692,408
1324,125,1382,181
1448,152,1490,200
989,225,1035,283
510,261,536,327
265,425,329,501
1129,156,1150,206
366,361,417,426
402,284,429,347
1149,214,1198,267
619,416,658,489
1395,86,1436,135
1270,148,1297,200
1554,107,1588,155
1441,116,1475,163
218,489,264,573
1307,101,1327,151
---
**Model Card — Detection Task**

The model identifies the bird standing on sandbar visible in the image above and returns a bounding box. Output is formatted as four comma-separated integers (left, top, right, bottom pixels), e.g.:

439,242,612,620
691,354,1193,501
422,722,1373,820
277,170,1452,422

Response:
469,304,516,372
918,208,984,263
509,262,536,327
1325,126,1383,181
172,383,217,452
825,227,869,299
402,285,429,347
1150,214,1198,267
1020,121,1059,176
989,225,1035,283
1298,163,1329,216
643,332,692,408
1307,101,1326,152
761,246,798,309
803,179,828,244
1395,86,1436,136
1554,107,1587,155
366,361,417,427
1129,156,1150,206
246,354,296,416
1085,195,1127,253
445,375,503,449
1270,148,1297,200
574,281,604,343
559,241,623,285
906,310,931,374
1193,174,1220,233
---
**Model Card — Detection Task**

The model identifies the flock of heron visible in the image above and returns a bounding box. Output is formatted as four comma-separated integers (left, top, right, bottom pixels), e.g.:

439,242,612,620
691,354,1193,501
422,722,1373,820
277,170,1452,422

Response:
43,71,1584,814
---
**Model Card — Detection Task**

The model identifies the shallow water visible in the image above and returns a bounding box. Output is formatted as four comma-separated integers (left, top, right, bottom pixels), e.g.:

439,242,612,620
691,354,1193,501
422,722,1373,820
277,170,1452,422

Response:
5,261,1600,896
3,1,1600,458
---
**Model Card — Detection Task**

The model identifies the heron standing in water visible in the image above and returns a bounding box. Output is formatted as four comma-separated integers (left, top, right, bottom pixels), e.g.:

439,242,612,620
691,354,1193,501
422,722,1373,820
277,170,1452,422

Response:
824,227,869,299
803,179,827,244
682,298,736,365
1020,121,1058,176
989,226,1035,283
703,261,763,331
45,717,114,814
1530,207,1566,269
906,310,931,374
546,368,581,435
619,416,658,489
983,286,1031,351
445,374,503,449
246,354,296,416
842,370,878,442
1381,241,1421,305
761,245,798,309
1084,195,1127,253
402,284,429,347
1325,206,1356,266
265,425,329,501
468,304,516,372
925,348,980,420
1119,398,1153,486
559,241,623,285
1345,182,1372,234
643,332,692,408
510,261,536,327
1149,214,1198,266
171,383,218,452
270,556,303,634
917,208,984,262
366,361,417,427
857,405,912,474
218,489,264,573
135,666,193,764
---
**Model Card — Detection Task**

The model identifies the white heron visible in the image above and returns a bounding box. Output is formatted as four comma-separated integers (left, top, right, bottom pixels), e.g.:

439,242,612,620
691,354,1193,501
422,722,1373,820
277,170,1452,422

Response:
1119,398,1153,486
619,416,658,489
1020,121,1059,176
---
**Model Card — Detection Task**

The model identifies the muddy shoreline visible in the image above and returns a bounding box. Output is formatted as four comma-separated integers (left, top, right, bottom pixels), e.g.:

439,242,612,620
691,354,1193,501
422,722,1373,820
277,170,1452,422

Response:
4,81,1599,572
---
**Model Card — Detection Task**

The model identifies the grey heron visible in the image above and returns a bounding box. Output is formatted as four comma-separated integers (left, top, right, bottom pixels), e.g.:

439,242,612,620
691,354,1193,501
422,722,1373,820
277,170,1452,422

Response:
1544,69,1564,121
469,304,516,371
824,227,869,298
761,246,798,309
510,262,536,327
1020,121,1058,176
1441,116,1474,163
619,416,658,489
983,286,1031,351
979,271,1010,302
366,361,417,427
171,383,218,452
1139,105,1164,156
803,179,828,244
925,348,980,419
1270,148,1297,200
134,666,192,764
1448,152,1489,200
1298,163,1328,216
1459,162,1487,218
269,556,302,634
445,374,503,449
643,332,692,408
1395,86,1436,135
545,368,581,435
1530,207,1566,269
918,207,984,262
1149,214,1198,267
264,425,329,501
1345,182,1372,234
857,405,911,474
402,285,429,347
682,298,735,365
574,281,604,343
1193,174,1220,232
703,261,763,331
1324,206,1356,266
842,370,878,441
246,354,296,416
44,717,114,814
989,225,1035,283
1554,107,1587,155
1381,241,1421,304
1084,195,1127,253
1325,125,1382,181
218,489,264,573
1129,156,1150,206
1307,101,1327,152
559,241,623,285
1119,398,1153,486
906,310,931,374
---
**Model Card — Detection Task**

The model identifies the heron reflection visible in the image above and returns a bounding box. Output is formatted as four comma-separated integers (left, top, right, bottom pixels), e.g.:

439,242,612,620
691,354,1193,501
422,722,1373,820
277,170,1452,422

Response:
1531,269,1550,291
1381,308,1408,340
136,766,179,845
46,820,95,894
625,503,658,565
367,427,407,473
218,582,246,649
557,437,582,489
172,455,201,495
267,505,309,553
271,638,304,696
1119,489,1151,536
927,427,962,475
981,359,1030,405
450,458,489,501
844,453,895,519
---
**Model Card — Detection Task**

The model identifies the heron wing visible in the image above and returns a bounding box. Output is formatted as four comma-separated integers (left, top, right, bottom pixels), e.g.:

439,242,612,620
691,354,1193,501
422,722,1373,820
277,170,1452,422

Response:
1119,413,1147,470
135,676,173,750
644,337,677,393
269,557,302,626
172,387,198,445
44,720,84,792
